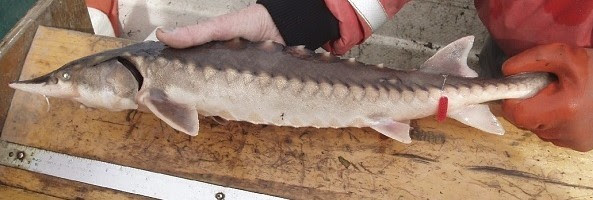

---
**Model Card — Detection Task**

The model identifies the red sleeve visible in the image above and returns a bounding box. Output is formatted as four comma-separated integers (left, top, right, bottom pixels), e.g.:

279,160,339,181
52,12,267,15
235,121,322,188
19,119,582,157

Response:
322,0,411,55
475,0,593,56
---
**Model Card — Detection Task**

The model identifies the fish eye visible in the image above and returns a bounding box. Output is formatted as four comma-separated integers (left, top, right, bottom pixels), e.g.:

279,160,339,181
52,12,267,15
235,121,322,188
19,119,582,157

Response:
61,72,71,80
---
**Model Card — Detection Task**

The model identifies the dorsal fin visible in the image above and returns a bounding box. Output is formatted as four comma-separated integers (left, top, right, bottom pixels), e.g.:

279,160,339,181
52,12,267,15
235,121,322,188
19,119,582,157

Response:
419,36,478,78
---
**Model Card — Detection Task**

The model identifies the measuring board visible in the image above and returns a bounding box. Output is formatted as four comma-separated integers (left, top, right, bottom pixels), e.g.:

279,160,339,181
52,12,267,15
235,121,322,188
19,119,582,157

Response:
0,140,285,199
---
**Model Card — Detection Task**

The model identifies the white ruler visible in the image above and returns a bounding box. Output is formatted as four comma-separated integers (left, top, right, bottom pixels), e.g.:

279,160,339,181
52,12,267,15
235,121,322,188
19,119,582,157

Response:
0,140,285,200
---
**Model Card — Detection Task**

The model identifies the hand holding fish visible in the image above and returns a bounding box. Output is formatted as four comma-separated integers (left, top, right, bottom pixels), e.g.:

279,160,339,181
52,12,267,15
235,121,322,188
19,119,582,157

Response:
501,44,593,152
134,0,593,151
156,4,284,48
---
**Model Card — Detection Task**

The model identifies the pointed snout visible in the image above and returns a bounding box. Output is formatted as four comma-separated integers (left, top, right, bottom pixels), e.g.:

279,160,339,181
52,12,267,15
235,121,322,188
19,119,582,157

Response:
9,74,50,92
8,73,74,98
9,82,47,95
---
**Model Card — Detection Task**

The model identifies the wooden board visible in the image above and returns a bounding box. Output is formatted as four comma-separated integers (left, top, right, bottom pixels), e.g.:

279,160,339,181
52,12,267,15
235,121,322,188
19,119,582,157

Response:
0,0,93,132
0,184,61,200
2,26,593,199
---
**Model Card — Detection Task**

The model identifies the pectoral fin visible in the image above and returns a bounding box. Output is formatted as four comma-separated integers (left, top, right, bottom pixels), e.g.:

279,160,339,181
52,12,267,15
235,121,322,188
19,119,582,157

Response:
139,88,199,136
449,104,505,135
369,119,412,143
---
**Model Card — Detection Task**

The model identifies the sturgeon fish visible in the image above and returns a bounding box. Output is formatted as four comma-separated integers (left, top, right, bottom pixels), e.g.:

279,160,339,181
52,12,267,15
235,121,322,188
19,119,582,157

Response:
9,36,551,143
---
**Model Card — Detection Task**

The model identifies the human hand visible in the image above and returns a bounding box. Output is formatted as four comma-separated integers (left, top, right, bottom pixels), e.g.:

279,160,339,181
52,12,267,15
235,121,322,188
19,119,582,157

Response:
156,4,284,48
501,43,593,152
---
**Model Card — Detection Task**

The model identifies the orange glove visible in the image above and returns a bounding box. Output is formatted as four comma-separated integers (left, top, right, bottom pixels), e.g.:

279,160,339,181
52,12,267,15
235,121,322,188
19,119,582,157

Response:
86,0,120,36
501,43,593,152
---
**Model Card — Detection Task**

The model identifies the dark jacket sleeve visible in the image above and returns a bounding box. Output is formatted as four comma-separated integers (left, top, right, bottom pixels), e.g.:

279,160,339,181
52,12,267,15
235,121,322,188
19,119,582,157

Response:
257,0,341,50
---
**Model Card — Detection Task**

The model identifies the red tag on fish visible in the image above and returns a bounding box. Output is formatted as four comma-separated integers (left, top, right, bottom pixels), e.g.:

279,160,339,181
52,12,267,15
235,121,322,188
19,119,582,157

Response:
436,96,448,122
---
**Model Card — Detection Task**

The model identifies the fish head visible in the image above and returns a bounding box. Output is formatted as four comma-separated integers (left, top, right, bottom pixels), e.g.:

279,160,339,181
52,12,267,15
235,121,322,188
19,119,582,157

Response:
9,66,76,98
10,57,140,111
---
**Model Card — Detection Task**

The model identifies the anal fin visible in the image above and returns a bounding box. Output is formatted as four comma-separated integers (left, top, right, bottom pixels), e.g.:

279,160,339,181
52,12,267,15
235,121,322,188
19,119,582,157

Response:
139,88,200,136
369,119,412,143
449,104,505,135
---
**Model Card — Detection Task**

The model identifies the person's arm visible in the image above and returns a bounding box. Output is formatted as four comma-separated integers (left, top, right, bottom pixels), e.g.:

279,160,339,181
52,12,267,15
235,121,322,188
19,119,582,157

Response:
255,0,341,50
156,0,340,49
157,0,412,54
322,0,410,54
156,4,285,48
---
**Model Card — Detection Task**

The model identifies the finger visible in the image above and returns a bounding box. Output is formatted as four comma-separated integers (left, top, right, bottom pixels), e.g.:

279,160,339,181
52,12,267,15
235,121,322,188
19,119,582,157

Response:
542,127,593,152
501,83,562,131
502,43,570,76
156,4,284,49
565,136,593,152
156,6,254,48
156,22,218,48
502,44,588,86
533,128,564,140
207,5,284,44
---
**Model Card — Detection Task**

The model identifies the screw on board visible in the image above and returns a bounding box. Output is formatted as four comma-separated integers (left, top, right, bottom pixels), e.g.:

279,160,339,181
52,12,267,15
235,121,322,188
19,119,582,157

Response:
8,152,14,157
16,151,25,161
215,192,225,200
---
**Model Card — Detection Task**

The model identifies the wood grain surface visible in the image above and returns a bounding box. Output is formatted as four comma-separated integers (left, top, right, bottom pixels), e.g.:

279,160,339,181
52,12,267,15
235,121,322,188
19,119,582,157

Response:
0,0,93,132
0,184,61,200
2,26,592,199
